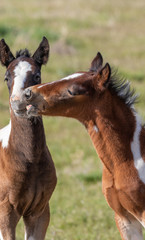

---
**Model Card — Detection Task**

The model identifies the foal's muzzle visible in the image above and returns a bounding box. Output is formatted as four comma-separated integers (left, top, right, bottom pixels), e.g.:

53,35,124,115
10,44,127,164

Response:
24,88,32,100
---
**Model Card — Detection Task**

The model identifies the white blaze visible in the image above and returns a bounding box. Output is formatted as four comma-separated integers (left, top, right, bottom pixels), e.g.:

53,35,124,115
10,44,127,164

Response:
12,61,32,97
0,121,11,149
131,114,145,184
37,73,84,89
61,73,84,80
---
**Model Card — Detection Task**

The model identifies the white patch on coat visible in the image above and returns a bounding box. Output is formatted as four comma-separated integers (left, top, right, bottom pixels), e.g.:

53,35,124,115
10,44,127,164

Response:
138,219,145,229
61,73,84,80
131,114,145,184
116,214,143,240
37,73,84,89
93,125,99,133
12,61,32,97
0,121,11,148
0,230,4,240
25,233,35,240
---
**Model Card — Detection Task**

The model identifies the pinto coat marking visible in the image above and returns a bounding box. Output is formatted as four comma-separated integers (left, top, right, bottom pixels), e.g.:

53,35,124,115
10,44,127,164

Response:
13,52,145,240
0,37,56,240
131,114,145,184
0,121,11,148
12,61,32,97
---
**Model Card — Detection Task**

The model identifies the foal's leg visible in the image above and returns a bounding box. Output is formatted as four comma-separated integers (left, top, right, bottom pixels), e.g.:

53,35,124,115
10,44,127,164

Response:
115,213,143,240
23,204,50,240
0,208,20,240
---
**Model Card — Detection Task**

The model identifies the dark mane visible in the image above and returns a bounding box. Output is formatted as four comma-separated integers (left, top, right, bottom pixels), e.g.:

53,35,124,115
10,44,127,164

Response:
109,69,138,108
16,49,31,58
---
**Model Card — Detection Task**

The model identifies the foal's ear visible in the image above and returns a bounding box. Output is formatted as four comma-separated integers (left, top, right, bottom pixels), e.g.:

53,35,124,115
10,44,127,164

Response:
94,63,111,91
33,37,49,66
89,52,103,72
0,39,15,67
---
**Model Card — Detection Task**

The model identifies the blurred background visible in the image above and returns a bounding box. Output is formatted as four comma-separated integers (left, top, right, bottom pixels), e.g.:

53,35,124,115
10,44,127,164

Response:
0,0,145,239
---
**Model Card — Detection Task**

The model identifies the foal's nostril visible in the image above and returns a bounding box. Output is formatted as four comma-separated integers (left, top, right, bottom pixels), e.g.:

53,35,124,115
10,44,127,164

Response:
25,89,32,100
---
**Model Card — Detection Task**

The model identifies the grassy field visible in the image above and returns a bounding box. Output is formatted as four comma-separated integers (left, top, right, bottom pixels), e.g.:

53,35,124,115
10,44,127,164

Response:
0,0,145,239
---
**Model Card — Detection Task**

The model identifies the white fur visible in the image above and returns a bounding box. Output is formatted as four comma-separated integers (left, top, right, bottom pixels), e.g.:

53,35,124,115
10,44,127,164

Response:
37,82,51,89
61,73,84,80
12,61,32,97
137,219,145,229
131,114,145,184
0,231,4,240
116,214,143,240
25,232,35,240
37,73,84,89
93,125,99,133
0,121,11,149
25,232,26,240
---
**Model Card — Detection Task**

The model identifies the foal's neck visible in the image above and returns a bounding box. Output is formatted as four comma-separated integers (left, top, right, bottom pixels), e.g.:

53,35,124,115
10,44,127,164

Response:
84,96,136,173
10,111,46,162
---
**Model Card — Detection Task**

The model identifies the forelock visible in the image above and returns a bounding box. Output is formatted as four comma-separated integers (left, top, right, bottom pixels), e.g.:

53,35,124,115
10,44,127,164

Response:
16,49,31,58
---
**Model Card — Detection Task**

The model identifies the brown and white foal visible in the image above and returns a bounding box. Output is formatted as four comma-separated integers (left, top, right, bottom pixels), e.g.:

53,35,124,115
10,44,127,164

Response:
12,53,145,240
0,38,57,240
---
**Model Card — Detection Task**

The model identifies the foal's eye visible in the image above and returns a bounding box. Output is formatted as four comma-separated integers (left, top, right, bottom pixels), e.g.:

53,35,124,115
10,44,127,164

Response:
35,73,41,83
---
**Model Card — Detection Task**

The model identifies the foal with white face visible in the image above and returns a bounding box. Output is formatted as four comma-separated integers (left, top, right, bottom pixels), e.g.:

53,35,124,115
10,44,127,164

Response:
0,38,57,240
12,52,145,240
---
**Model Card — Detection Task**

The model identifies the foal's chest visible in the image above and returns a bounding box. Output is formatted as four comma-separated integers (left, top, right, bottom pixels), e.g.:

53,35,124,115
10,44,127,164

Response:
15,164,51,215
0,157,52,216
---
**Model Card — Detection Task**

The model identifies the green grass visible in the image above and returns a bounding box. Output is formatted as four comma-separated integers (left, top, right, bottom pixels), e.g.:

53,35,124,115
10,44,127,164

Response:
1,0,145,239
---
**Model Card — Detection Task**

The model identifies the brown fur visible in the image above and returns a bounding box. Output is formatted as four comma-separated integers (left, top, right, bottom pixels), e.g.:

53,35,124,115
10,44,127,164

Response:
12,52,145,239
0,38,57,240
